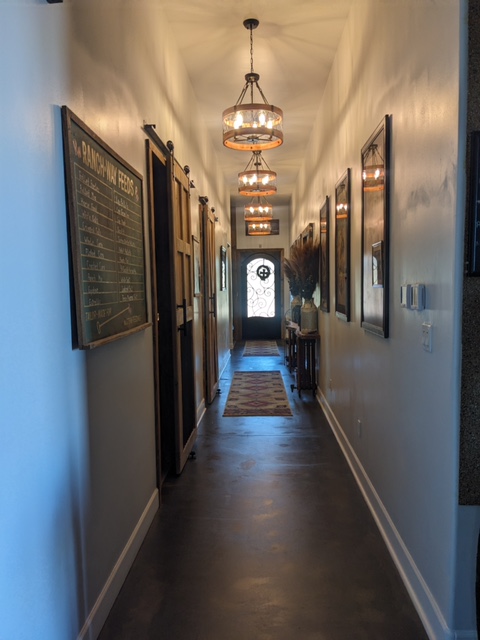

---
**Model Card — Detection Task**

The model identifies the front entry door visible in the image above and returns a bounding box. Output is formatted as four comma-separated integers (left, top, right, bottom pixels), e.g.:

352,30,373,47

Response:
241,251,282,340
147,139,197,481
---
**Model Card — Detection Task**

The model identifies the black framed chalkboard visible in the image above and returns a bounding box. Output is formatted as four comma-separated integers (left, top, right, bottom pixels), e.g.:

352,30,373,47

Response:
62,106,150,348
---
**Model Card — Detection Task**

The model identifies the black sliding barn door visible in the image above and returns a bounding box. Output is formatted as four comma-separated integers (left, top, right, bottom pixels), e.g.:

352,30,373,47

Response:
147,139,196,481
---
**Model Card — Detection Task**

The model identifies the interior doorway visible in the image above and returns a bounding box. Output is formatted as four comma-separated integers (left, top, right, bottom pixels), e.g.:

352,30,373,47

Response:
146,136,197,483
239,250,283,340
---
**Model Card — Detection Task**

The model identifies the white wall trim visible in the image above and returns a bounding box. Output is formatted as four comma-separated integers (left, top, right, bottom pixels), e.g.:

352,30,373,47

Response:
77,489,160,640
317,391,475,640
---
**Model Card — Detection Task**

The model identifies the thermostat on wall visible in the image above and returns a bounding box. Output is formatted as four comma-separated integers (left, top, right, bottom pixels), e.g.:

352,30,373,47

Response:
400,284,412,308
411,284,426,311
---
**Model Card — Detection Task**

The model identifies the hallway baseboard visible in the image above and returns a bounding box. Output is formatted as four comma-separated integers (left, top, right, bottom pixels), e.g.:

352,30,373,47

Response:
196,397,206,427
317,390,474,640
219,347,231,378
77,489,160,640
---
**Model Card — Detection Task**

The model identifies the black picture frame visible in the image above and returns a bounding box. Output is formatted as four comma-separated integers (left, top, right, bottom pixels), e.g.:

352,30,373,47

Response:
335,169,351,321
361,115,391,338
220,245,227,291
319,197,330,312
468,131,480,275
294,222,314,247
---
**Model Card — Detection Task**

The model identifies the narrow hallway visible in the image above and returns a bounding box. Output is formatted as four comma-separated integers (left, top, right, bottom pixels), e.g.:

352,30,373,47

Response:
98,342,428,640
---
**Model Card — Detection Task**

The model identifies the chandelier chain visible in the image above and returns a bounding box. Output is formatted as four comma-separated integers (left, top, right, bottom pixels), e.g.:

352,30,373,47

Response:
250,25,254,74
250,25,255,102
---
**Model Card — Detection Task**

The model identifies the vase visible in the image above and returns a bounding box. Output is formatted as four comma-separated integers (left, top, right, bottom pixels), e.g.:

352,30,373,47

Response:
301,298,318,333
291,294,302,326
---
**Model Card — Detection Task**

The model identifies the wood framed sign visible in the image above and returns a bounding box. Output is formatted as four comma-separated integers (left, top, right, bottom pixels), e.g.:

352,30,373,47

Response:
62,106,149,348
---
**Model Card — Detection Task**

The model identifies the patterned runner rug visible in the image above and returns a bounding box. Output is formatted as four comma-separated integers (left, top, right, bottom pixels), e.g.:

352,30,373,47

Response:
223,371,292,417
243,340,280,357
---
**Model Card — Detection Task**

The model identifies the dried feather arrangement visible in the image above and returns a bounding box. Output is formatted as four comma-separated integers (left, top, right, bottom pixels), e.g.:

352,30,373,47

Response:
284,238,319,299
283,254,301,296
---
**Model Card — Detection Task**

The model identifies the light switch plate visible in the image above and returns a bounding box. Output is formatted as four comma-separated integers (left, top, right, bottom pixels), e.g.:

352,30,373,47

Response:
422,322,432,352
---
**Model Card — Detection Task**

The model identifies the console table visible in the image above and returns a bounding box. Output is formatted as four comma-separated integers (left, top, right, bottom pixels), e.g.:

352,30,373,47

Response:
285,322,298,373
291,330,319,397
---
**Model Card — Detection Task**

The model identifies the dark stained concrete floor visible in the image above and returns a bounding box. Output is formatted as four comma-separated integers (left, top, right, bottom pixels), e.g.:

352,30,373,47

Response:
98,343,429,640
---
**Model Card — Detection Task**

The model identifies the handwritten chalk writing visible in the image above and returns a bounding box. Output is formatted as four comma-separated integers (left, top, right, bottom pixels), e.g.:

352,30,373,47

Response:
124,315,142,327
85,307,113,321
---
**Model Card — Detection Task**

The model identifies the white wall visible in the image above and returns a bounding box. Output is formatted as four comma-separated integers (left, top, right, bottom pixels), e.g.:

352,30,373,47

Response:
293,1,477,637
0,2,230,639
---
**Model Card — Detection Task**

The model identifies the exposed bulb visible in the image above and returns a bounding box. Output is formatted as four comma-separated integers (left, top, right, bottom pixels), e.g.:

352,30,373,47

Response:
259,112,266,126
234,113,243,129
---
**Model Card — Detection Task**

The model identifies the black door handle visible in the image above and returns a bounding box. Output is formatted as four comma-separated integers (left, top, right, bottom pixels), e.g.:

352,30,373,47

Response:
177,298,187,336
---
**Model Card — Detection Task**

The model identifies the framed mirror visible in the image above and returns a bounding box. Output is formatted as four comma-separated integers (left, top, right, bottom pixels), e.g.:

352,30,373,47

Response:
335,169,351,321
361,115,391,337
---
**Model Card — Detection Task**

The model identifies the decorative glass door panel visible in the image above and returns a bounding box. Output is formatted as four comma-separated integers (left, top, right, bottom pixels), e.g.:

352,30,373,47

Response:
242,252,281,340
247,257,276,318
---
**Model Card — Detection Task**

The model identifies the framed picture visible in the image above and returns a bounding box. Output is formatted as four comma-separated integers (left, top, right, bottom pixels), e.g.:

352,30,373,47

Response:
192,235,201,296
319,197,330,312
294,222,314,247
335,169,351,321
361,115,391,337
220,245,227,291
61,106,149,349
468,131,480,275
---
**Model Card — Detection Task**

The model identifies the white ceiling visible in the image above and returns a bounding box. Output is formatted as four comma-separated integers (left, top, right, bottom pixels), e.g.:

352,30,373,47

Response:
158,0,352,208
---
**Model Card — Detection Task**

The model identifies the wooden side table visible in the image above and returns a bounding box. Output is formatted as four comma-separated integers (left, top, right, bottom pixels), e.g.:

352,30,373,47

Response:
291,330,319,397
